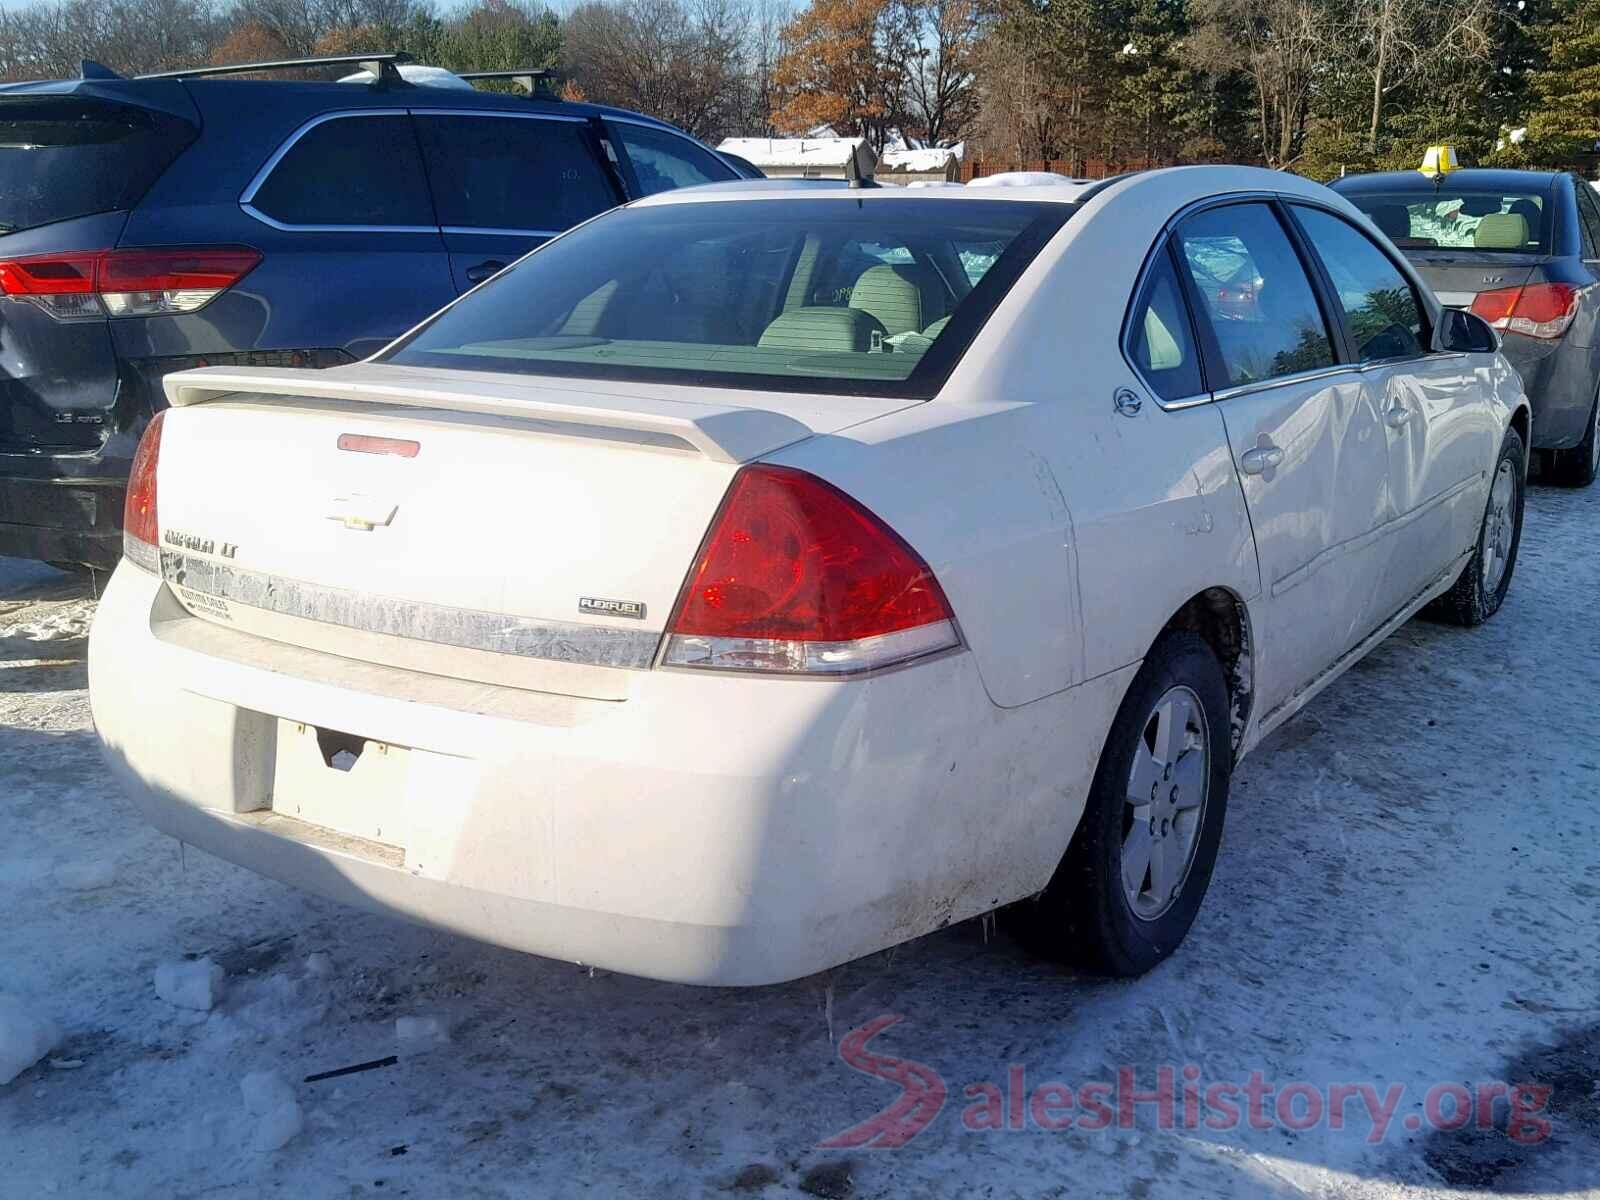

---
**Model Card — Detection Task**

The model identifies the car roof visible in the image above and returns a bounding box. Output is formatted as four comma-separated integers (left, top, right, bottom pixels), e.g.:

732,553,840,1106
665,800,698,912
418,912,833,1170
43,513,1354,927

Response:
1331,168,1564,193
0,72,684,135
632,164,1351,211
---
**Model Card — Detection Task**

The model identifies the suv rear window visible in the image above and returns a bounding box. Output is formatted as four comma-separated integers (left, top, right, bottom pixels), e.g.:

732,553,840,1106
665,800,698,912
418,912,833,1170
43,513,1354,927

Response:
380,198,1071,398
0,97,196,235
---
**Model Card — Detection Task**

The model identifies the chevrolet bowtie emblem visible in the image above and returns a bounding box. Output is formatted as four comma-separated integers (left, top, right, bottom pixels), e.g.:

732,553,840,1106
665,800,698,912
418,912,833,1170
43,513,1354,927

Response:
326,494,397,531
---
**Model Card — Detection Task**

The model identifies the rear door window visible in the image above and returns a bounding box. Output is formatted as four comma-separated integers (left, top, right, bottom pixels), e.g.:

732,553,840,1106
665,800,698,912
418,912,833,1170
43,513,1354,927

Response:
414,114,617,234
0,97,196,235
1291,205,1427,363
1126,246,1204,400
247,114,434,229
1175,203,1335,388
609,122,736,196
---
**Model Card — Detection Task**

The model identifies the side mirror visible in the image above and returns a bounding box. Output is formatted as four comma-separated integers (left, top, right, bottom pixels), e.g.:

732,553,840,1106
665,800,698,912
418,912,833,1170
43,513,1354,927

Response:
1435,307,1498,354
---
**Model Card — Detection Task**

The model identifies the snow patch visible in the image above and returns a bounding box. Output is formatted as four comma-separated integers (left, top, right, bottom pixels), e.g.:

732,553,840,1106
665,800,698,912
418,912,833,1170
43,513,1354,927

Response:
304,952,335,979
53,858,117,891
0,995,62,1085
395,1015,450,1047
241,1071,304,1152
338,64,472,90
968,171,1092,189
154,959,225,1011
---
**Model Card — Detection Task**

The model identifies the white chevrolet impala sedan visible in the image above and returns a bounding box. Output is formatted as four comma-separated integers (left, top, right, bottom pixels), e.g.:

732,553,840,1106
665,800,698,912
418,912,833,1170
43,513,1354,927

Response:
89,167,1529,985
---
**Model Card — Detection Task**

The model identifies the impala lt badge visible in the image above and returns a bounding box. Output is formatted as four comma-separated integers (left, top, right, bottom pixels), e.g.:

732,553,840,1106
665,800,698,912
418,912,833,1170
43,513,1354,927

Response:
580,597,647,620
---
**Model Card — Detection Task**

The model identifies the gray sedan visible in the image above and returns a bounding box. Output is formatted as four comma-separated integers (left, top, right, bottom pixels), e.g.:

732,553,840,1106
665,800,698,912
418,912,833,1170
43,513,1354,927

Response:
1333,166,1600,486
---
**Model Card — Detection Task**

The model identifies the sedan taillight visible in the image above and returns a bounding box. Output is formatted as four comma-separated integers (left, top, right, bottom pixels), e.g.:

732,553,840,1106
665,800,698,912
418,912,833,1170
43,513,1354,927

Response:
123,411,166,571
0,246,261,321
1470,282,1581,340
662,465,960,675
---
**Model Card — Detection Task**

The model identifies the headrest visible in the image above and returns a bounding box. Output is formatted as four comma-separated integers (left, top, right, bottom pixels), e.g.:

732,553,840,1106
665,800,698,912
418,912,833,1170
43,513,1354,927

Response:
759,306,885,353
1474,213,1529,249
1367,205,1410,242
848,264,943,335
1507,198,1543,239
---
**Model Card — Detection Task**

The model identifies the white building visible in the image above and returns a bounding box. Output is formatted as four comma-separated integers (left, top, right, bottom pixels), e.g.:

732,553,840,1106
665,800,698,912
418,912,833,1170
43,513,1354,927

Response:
716,137,877,181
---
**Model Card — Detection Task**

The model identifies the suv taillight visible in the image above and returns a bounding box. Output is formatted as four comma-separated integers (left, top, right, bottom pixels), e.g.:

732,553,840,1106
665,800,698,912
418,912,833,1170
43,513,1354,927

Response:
662,465,960,675
1470,282,1581,340
123,412,165,572
0,246,261,322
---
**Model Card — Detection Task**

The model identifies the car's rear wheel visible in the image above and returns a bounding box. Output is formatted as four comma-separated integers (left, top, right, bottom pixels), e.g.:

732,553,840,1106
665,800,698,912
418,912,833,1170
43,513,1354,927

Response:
1547,392,1599,488
1018,631,1231,977
1429,426,1525,626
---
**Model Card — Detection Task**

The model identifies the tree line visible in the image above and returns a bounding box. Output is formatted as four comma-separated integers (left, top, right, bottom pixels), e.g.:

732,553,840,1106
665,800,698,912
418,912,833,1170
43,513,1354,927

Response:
4,0,1600,180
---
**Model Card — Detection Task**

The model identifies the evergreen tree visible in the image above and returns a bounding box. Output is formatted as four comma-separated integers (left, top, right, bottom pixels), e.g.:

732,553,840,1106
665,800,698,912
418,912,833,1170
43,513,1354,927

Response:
1520,0,1600,165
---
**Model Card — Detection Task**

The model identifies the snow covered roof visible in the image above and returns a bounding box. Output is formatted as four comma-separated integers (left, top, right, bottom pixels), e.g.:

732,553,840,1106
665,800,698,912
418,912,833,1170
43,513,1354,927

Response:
338,64,474,90
879,147,960,173
717,137,873,169
968,171,1093,190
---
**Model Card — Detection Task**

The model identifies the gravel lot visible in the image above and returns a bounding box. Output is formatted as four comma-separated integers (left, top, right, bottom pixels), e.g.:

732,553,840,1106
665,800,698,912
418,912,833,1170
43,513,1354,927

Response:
2,482,1597,1199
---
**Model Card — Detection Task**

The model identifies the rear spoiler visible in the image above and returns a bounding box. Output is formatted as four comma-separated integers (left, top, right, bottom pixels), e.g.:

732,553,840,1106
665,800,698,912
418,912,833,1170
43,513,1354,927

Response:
162,365,815,464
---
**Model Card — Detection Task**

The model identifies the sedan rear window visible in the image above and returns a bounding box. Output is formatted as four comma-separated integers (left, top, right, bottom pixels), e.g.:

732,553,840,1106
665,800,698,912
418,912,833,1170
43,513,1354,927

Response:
381,198,1071,398
0,98,196,235
1345,189,1553,253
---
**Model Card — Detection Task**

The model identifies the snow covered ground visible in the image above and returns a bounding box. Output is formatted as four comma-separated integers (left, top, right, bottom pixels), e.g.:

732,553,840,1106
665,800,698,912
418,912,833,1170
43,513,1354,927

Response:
2,484,1598,1199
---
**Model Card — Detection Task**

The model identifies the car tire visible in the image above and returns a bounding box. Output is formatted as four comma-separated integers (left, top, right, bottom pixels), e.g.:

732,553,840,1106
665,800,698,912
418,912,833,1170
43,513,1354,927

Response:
1547,393,1599,488
1017,631,1232,977
1428,426,1525,626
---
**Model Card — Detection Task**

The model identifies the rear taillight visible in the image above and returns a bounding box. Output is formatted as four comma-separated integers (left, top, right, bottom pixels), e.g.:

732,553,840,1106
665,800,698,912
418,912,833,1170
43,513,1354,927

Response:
1471,282,1581,340
662,465,960,675
0,246,261,322
122,411,166,572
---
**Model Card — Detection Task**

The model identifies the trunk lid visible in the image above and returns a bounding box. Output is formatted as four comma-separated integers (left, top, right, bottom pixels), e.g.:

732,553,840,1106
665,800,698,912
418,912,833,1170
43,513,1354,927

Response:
1404,250,1544,309
0,84,198,452
153,363,917,699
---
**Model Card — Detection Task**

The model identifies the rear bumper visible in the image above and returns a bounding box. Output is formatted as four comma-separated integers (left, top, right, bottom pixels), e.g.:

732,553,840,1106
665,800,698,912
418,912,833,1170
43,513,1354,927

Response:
88,562,1135,986
0,443,134,569
1499,334,1595,450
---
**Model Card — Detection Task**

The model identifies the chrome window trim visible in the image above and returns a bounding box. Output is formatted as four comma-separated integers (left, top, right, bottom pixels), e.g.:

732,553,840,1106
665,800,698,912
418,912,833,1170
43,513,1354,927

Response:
1211,364,1361,404
441,226,562,238
240,107,593,233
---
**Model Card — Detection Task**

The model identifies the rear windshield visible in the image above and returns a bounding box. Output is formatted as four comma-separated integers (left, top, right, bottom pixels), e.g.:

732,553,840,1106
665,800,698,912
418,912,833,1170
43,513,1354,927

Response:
0,98,196,235
1343,187,1553,254
381,198,1071,398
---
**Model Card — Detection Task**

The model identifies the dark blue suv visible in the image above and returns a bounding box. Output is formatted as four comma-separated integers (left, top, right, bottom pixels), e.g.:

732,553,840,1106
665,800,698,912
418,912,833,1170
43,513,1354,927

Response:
0,54,745,568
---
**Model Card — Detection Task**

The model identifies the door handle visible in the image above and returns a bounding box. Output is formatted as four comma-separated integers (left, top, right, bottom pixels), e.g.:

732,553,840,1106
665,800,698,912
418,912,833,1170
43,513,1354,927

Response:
1384,403,1411,429
465,260,507,284
1239,444,1284,476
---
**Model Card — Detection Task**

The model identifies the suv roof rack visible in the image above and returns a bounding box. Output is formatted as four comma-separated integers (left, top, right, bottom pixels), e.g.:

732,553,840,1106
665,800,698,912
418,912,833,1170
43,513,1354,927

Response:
137,52,413,84
457,68,557,96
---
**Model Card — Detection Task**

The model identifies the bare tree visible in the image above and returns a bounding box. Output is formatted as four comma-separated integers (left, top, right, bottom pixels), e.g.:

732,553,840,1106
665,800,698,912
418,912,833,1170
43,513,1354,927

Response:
902,0,979,145
1190,0,1332,167
1358,0,1496,152
564,0,751,141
